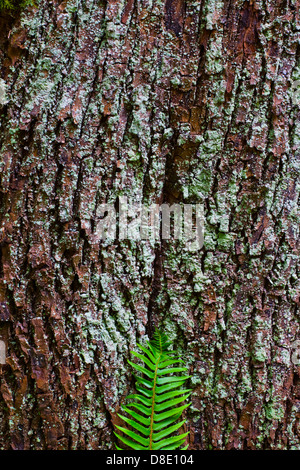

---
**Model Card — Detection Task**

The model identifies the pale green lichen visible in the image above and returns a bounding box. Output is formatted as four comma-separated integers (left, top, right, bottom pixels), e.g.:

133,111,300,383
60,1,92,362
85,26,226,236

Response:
0,79,8,106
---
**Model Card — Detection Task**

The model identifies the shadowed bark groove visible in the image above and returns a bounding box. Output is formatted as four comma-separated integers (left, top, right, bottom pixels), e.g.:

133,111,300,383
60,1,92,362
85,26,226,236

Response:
0,0,299,450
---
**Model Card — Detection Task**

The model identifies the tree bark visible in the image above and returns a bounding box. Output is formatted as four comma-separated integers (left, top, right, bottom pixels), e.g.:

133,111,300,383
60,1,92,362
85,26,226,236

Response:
0,0,299,450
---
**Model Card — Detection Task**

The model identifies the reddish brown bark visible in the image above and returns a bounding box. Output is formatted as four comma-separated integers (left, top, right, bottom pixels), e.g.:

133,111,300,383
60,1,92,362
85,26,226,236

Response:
0,0,299,450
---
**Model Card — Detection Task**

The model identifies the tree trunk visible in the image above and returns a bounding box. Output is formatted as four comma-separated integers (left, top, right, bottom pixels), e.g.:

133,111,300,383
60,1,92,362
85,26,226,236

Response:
0,0,299,450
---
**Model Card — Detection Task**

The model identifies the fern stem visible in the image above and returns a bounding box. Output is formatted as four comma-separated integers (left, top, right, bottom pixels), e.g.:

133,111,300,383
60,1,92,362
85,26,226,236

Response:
149,353,161,450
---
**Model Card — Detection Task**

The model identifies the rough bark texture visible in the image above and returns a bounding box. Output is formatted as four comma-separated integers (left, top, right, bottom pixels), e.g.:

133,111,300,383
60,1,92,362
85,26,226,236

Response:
0,0,299,450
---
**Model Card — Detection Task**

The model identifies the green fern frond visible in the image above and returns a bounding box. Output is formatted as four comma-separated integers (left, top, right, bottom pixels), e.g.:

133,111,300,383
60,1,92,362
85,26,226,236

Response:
0,0,34,12
114,329,191,450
